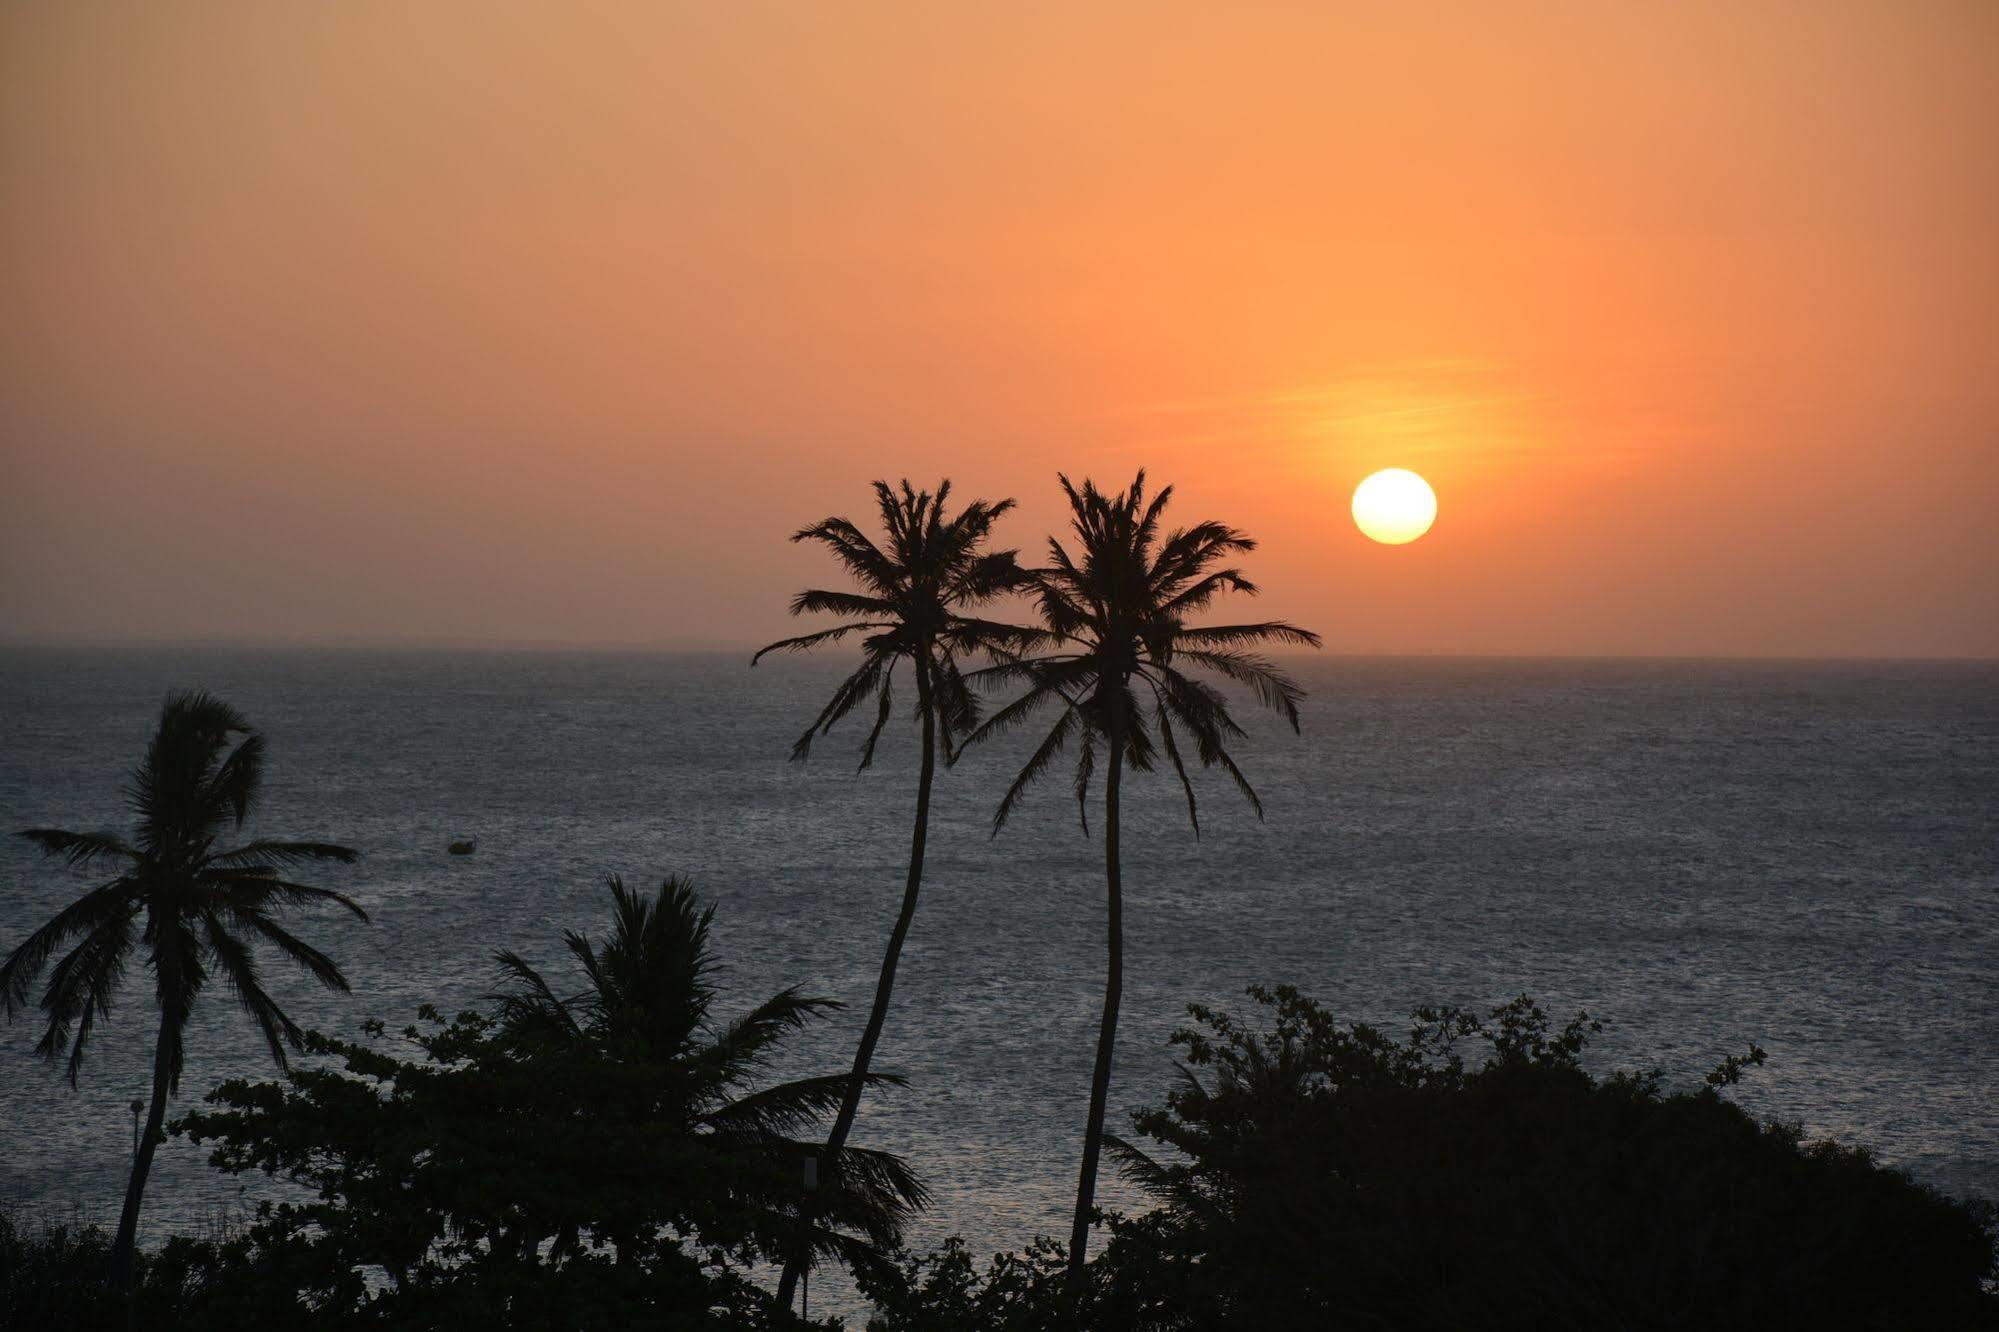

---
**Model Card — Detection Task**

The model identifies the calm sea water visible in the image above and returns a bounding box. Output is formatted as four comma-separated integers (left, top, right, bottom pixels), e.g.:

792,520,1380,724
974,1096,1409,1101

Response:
3,649,1995,1289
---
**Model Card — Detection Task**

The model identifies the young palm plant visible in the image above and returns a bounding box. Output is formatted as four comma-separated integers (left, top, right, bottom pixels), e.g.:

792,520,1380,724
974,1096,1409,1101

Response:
0,690,366,1294
965,471,1320,1286
753,478,1029,1307
491,875,927,1272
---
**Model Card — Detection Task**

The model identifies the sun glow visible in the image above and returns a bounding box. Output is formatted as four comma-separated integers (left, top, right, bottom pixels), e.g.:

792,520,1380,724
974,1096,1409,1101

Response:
1351,469,1437,545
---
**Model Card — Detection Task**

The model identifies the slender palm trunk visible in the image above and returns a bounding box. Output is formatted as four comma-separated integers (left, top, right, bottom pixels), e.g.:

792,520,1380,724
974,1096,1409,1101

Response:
1067,717,1124,1289
776,662,939,1311
110,1004,174,1304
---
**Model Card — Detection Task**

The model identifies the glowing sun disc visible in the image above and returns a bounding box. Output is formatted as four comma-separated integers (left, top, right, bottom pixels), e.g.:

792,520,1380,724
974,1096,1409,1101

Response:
1352,468,1437,545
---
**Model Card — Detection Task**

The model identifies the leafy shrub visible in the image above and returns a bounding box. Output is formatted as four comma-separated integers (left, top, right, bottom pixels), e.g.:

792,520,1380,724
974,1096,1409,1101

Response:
863,990,1998,1331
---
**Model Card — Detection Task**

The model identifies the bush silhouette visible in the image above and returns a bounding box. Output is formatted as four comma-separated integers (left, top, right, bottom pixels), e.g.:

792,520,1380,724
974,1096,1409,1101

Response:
863,989,1998,1331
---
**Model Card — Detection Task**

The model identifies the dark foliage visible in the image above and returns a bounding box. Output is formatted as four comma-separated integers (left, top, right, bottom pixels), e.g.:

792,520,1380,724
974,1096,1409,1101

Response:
861,990,1999,1331
858,1236,1073,1332
147,877,918,1328
0,1208,235,1331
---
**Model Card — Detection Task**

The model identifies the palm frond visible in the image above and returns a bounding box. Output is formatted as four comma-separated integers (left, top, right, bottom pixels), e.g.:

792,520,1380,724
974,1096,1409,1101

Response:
854,662,896,772
203,840,360,869
229,911,354,993
1152,699,1201,837
200,871,370,922
958,657,1089,751
199,729,265,830
489,948,585,1047
788,654,887,761
1172,646,1307,729
1073,724,1096,834
33,910,137,1086
702,1070,908,1139
706,987,842,1080
200,914,304,1069
752,622,892,665
790,517,902,595
822,1141,931,1221
1173,621,1323,650
992,705,1081,833
16,828,139,869
788,589,896,619
0,878,140,1015
1104,1133,1176,1195
1212,745,1265,819
1158,569,1255,617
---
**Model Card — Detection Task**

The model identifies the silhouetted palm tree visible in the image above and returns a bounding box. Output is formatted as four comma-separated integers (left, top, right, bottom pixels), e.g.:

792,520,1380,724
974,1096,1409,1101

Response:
492,875,926,1271
0,691,366,1295
966,471,1319,1285
754,478,1029,1306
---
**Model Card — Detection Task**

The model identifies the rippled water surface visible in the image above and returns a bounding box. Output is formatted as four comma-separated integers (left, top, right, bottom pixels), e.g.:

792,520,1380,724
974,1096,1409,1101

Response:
3,648,1995,1295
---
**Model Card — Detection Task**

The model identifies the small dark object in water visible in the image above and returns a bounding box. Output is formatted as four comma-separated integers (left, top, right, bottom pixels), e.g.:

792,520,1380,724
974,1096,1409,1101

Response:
447,840,475,856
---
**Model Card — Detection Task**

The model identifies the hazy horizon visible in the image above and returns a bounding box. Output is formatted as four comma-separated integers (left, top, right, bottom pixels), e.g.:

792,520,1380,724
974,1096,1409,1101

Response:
5,2,1995,658
4,633,1995,664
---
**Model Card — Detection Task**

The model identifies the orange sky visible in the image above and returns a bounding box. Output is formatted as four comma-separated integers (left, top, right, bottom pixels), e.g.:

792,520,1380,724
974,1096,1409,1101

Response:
4,1,1994,656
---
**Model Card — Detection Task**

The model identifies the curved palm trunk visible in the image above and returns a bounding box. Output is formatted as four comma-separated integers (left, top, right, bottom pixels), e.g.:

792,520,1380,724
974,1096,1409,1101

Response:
776,663,938,1311
110,1001,175,1307
1067,722,1124,1290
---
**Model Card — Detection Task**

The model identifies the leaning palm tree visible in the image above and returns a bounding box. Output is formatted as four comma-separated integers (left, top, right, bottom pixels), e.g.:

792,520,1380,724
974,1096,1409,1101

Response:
0,690,366,1294
753,478,1030,1307
491,875,927,1272
965,471,1320,1285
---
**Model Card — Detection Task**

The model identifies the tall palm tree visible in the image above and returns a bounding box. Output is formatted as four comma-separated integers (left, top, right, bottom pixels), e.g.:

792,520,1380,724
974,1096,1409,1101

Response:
491,875,927,1271
965,471,1320,1286
0,690,366,1294
753,478,1029,1306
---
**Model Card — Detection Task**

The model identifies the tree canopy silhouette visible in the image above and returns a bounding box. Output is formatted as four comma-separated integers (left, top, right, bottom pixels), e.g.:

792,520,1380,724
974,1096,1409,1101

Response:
858,991,1999,1330
167,875,925,1327
492,875,927,1270
0,690,365,1297
966,471,1319,1285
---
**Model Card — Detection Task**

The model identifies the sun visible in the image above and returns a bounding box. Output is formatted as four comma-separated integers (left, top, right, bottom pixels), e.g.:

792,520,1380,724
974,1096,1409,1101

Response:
1351,468,1437,545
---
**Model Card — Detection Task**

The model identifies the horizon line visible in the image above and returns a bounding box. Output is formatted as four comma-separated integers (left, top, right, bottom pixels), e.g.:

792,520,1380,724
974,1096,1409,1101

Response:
0,635,1992,665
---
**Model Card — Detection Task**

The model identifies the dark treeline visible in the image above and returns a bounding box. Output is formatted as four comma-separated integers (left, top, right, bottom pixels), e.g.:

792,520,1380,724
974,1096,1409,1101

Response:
3,475,1996,1329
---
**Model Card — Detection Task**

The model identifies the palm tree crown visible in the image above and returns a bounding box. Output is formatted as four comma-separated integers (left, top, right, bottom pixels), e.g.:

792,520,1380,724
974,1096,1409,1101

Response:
753,478,1033,762
970,470,1321,829
491,876,926,1267
1,690,367,1089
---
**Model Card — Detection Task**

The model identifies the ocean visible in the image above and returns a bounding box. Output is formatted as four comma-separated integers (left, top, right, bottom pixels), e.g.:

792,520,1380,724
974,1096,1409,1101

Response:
3,647,1995,1296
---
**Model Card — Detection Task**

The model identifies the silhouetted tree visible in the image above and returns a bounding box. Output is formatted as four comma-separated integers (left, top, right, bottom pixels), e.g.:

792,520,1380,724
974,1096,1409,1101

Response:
171,876,924,1327
492,875,927,1268
856,992,1999,1330
0,690,365,1299
966,473,1318,1285
755,479,1030,1307
1094,989,1999,1329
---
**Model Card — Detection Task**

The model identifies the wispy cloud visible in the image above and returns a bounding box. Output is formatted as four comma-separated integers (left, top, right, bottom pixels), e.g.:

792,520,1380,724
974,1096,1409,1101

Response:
1098,358,1687,479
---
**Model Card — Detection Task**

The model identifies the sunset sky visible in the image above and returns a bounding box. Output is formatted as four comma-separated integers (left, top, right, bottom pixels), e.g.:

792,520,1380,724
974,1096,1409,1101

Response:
4,1,1994,656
